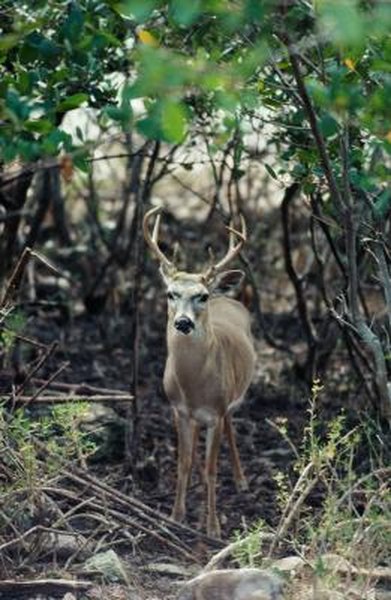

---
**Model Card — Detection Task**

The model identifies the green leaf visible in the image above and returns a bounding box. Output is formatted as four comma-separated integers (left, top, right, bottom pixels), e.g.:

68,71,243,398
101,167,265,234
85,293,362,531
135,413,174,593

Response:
317,0,365,47
137,114,160,140
73,152,90,173
24,119,53,134
319,114,339,138
57,93,89,112
160,99,188,143
42,129,73,155
115,0,157,21
17,139,41,161
0,34,20,55
61,5,85,43
104,106,126,121
17,71,37,95
169,0,201,26
103,101,133,128
23,31,61,61
373,191,391,220
1,142,17,162
5,89,30,120
244,0,269,22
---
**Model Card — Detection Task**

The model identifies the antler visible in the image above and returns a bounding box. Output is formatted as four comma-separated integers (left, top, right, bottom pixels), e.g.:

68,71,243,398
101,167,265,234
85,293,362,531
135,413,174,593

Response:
143,206,176,272
204,214,247,280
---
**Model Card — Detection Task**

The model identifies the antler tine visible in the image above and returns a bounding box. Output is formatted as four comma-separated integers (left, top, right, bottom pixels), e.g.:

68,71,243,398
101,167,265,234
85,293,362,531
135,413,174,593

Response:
143,206,175,270
152,210,161,243
204,214,247,279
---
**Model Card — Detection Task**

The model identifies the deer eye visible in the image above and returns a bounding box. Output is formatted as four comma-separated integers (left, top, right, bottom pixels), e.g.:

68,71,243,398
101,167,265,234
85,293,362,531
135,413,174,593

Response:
167,292,179,300
198,293,209,303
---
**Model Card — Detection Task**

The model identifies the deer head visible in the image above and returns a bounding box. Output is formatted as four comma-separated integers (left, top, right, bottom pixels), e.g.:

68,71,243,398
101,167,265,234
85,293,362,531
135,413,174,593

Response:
143,206,247,337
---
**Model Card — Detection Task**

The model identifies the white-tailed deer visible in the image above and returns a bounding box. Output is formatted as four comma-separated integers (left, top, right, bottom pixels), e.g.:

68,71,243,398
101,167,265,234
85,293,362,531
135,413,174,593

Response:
143,206,255,538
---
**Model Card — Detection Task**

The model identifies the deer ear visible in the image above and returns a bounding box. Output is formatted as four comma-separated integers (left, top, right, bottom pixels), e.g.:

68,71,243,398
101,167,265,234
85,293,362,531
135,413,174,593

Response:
210,269,245,294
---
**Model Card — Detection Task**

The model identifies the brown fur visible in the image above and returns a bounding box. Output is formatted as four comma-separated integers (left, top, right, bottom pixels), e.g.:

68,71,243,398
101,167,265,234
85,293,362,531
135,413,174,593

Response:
165,295,255,421
162,273,255,537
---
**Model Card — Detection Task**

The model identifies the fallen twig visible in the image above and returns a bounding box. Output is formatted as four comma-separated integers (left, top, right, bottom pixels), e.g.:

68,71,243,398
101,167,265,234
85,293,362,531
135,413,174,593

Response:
15,393,133,404
58,466,203,562
202,532,274,573
0,326,48,349
31,378,132,397
22,361,70,408
0,578,93,596
12,341,58,402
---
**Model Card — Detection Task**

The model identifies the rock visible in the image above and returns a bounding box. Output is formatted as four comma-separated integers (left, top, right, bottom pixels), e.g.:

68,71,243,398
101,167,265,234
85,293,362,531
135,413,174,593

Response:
319,553,354,573
176,568,284,600
272,556,306,575
142,562,196,578
83,550,130,585
44,532,91,559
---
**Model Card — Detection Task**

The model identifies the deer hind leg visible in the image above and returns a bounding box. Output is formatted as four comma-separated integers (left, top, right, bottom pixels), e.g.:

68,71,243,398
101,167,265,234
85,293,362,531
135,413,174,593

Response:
224,415,248,492
171,411,193,523
205,418,224,538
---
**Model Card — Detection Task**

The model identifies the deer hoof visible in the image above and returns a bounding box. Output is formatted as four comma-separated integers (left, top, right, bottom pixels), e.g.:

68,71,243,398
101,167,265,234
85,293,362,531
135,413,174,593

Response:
236,477,249,492
171,505,185,523
207,517,221,539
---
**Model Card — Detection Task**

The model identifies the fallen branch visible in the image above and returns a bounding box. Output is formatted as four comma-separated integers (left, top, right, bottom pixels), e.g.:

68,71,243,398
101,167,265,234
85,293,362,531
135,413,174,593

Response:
12,341,58,402
0,326,47,349
31,378,131,397
0,578,93,596
22,361,70,408
15,394,133,404
202,532,274,573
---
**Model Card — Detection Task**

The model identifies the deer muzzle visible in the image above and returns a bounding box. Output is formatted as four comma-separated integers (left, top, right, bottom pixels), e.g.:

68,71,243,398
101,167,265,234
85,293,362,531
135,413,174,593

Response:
174,316,195,335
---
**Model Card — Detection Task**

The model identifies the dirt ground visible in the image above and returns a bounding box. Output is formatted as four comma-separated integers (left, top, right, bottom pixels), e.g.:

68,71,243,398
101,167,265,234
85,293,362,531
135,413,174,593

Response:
11,284,322,600
1,208,365,599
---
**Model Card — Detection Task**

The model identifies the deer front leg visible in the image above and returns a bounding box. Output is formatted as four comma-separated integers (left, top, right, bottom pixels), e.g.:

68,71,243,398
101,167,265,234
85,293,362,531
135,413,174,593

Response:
171,411,193,524
224,415,248,492
205,418,223,538
191,422,204,484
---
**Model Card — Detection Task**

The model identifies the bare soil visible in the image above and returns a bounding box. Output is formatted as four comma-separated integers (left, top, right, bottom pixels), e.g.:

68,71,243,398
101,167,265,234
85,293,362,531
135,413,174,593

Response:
1,209,359,599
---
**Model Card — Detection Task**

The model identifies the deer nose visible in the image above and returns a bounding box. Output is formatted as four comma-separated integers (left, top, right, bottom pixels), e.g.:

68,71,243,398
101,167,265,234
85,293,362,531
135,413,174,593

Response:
174,316,195,334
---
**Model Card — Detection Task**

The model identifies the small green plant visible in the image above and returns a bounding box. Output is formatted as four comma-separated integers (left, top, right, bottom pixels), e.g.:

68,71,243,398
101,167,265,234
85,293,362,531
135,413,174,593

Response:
1,401,97,495
0,309,26,360
231,379,391,592
45,402,97,466
232,519,267,568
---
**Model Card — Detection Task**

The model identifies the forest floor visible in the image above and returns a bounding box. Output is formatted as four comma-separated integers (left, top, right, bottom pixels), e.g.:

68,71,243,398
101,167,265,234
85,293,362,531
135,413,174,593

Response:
22,311,308,598
1,209,385,599
4,291,345,600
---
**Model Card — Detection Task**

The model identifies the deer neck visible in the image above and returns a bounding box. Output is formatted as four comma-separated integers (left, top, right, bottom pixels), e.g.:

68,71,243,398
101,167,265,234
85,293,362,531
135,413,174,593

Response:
166,317,217,370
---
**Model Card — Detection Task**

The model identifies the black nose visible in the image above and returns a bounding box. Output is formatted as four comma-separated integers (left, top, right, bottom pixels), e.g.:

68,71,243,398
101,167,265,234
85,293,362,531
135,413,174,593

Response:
174,316,194,334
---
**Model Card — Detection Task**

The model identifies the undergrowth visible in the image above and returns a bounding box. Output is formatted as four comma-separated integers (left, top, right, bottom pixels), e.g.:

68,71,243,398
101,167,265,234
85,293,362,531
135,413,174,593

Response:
233,380,391,595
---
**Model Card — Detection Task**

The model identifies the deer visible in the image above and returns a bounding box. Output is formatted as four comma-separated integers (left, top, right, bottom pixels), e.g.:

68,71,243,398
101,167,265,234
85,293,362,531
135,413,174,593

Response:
143,206,256,538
